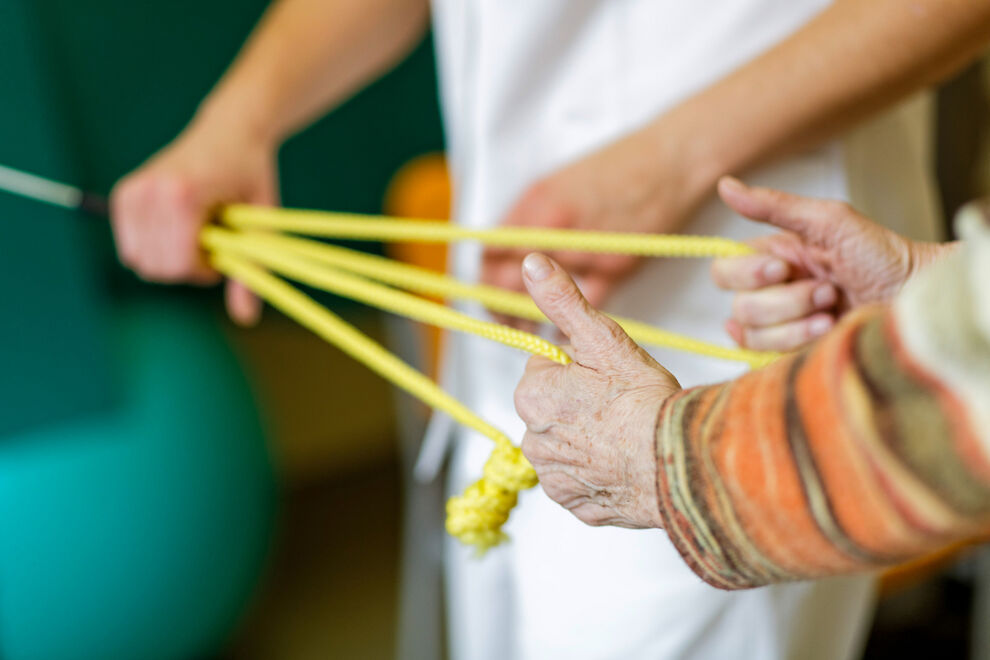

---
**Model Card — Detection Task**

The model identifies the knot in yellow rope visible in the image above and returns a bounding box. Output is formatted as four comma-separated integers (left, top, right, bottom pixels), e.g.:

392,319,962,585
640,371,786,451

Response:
446,438,539,553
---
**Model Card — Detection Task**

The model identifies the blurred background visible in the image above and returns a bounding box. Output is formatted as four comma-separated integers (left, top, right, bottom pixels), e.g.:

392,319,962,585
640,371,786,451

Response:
1,2,990,659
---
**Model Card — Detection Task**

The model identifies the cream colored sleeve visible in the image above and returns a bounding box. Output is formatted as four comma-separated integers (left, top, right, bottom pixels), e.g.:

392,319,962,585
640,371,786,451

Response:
894,204,990,454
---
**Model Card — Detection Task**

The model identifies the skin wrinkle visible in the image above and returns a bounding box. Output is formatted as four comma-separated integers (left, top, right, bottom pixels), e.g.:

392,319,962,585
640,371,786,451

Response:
520,325,673,524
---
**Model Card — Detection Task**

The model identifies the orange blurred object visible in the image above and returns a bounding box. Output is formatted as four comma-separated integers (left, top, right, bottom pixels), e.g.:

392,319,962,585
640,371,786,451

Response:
383,153,451,377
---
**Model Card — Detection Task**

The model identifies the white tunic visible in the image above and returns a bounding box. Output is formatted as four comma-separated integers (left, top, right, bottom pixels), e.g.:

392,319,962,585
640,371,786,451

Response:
427,1,942,658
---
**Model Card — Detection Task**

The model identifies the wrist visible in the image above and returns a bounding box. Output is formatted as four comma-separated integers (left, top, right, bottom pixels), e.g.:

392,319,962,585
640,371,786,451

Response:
191,84,284,153
907,240,959,282
641,106,730,221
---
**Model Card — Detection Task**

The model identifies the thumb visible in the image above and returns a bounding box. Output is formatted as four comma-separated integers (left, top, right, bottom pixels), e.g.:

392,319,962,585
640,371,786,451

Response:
522,253,636,366
718,176,835,245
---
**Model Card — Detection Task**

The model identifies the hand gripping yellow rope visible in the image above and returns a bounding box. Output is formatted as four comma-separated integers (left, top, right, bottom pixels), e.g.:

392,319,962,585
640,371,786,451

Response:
203,205,776,553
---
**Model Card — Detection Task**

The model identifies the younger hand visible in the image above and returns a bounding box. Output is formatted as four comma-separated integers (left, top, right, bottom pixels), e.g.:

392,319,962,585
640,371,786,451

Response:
514,253,680,529
711,177,940,351
483,127,702,319
110,118,279,324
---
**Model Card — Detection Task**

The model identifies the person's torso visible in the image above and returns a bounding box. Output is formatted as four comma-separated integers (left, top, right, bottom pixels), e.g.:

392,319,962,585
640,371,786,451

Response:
428,5,932,657
429,0,940,402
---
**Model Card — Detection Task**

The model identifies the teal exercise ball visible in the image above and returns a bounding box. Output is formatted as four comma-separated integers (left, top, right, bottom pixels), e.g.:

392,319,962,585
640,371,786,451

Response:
0,300,276,660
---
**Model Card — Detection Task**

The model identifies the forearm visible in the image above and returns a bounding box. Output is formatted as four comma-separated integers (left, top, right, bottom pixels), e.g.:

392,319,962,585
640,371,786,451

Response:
191,0,429,146
651,0,990,206
655,223,990,589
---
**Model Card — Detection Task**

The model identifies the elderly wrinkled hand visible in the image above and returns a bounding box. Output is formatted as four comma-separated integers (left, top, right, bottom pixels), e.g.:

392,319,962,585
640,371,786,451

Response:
711,177,944,352
514,253,680,529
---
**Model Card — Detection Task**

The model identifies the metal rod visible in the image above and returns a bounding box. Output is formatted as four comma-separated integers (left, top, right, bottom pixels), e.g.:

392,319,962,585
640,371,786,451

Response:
0,162,107,216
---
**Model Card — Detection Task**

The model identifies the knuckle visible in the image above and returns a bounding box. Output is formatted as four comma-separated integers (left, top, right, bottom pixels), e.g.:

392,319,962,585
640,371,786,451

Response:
520,433,542,462
117,245,139,269
599,317,630,348
513,386,539,424
109,182,131,216
152,176,201,219
157,261,189,282
110,179,145,221
157,175,192,202
741,326,760,351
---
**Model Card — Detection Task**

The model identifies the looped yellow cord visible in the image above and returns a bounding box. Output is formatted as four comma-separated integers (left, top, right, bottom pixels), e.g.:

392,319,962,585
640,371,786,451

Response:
200,204,779,553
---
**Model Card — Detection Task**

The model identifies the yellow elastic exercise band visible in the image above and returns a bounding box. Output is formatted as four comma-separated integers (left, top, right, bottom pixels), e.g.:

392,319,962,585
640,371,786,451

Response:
201,204,776,553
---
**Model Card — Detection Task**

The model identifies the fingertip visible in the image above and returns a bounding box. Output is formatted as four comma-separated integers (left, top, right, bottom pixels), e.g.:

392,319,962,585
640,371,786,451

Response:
522,256,592,342
812,282,837,309
711,254,789,291
762,258,789,284
226,281,262,326
522,253,555,283
807,312,834,338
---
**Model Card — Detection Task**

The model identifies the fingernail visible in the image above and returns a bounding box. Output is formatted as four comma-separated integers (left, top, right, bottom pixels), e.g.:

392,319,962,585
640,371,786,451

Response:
763,259,788,282
812,283,836,308
720,176,745,193
810,315,833,337
523,253,553,281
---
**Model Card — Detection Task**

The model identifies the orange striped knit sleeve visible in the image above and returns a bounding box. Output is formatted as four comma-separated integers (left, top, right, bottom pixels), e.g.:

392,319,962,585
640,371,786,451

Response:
655,214,990,590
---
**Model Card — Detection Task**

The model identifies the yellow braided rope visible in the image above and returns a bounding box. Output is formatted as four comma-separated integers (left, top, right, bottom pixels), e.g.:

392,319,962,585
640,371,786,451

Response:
221,204,755,258
209,249,544,552
201,204,777,553
202,227,571,366
208,228,778,369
